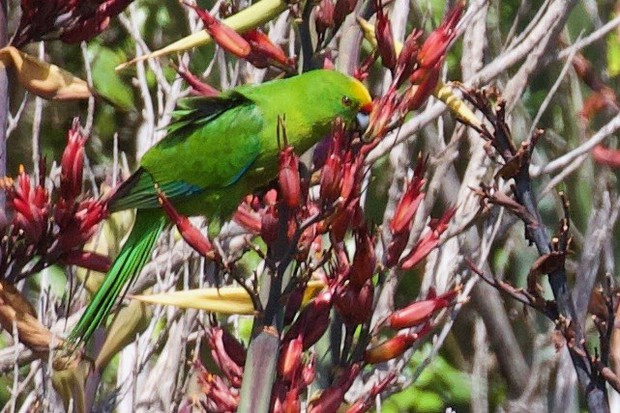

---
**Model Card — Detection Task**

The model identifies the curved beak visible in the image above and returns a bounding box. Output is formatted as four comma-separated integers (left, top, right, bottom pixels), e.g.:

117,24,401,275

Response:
355,101,373,131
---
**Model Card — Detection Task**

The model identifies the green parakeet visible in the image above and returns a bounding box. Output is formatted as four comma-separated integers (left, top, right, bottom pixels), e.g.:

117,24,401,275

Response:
69,69,373,344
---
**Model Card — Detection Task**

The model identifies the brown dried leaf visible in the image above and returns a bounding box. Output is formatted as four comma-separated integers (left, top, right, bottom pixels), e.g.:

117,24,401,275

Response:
0,281,54,352
529,252,564,278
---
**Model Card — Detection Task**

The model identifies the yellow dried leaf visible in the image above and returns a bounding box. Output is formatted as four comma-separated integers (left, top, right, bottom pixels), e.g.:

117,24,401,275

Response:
51,360,88,413
435,81,483,129
131,279,326,315
116,0,286,70
0,46,91,100
95,300,151,371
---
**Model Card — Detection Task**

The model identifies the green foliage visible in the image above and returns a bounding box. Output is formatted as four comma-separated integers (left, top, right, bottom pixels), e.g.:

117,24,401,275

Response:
383,349,471,412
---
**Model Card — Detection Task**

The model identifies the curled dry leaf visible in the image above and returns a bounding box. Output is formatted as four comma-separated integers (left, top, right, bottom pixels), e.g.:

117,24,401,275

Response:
0,46,91,100
0,280,54,352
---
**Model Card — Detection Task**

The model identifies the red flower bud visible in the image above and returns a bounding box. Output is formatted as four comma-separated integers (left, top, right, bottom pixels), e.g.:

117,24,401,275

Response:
301,354,316,386
278,335,303,381
315,0,335,35
158,190,214,257
220,328,247,367
394,29,422,86
375,0,396,71
319,154,343,204
282,388,301,413
14,0,131,47
417,2,463,70
264,189,279,206
185,2,251,58
207,327,244,388
279,146,302,209
308,364,360,413
260,205,280,246
296,221,318,261
334,280,374,326
389,174,426,235
59,0,132,44
244,29,294,70
349,225,376,288
175,65,220,97
234,202,262,234
340,157,362,201
284,291,332,350
385,232,408,267
199,370,239,412
56,200,106,250
333,0,357,28
346,373,396,413
8,169,48,243
60,119,86,202
364,332,418,364
368,90,398,139
404,62,441,112
61,250,111,273
387,288,458,329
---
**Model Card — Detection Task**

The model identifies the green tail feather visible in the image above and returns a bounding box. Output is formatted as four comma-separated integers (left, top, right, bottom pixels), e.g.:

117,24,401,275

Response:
69,209,167,344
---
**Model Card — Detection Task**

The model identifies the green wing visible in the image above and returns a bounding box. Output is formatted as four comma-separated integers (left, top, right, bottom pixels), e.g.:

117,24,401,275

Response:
110,92,263,212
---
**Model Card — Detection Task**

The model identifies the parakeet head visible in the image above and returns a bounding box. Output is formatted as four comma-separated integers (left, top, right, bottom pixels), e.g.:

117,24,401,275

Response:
302,69,373,131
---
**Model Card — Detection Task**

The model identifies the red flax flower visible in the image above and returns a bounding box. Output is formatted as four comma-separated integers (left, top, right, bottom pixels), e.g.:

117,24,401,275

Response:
7,167,49,244
278,334,303,381
175,64,221,97
157,190,215,259
387,287,460,329
374,0,396,72
401,2,464,112
186,3,294,71
1,119,109,280
278,146,302,209
308,364,361,412
196,361,240,412
416,2,464,71
283,290,332,350
389,159,427,235
60,118,86,203
13,0,132,47
233,197,262,234
346,373,396,413
315,0,335,39
348,224,376,288
399,207,456,270
386,157,427,266
54,121,107,254
243,29,295,71
364,331,419,364
185,2,251,57
206,327,245,388
333,0,358,29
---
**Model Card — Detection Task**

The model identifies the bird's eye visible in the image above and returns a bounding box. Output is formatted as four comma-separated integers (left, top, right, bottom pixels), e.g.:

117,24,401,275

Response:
342,96,352,107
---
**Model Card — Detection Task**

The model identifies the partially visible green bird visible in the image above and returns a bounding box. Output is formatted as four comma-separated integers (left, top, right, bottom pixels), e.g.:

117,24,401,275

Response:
69,69,373,345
